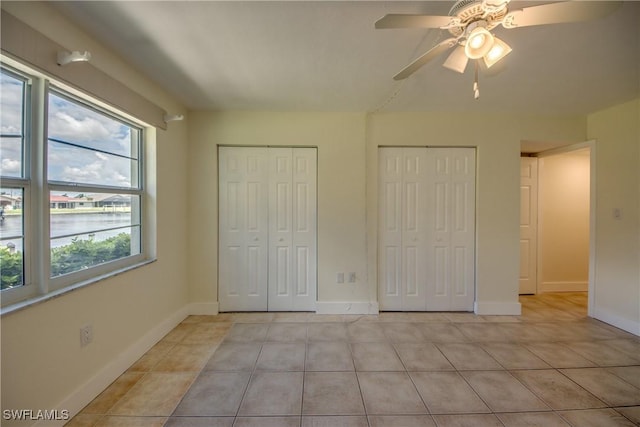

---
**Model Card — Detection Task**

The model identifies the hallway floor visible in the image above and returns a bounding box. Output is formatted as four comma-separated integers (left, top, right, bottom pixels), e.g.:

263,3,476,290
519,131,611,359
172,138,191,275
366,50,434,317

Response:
66,293,640,427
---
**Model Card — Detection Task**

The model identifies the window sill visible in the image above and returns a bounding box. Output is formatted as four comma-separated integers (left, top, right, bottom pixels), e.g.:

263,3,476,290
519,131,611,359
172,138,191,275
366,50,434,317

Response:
0,258,157,316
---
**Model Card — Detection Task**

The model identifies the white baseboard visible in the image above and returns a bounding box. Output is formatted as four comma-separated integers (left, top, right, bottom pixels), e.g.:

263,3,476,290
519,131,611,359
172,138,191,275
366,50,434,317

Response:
41,305,192,427
541,281,588,293
474,301,522,315
315,301,379,315
593,306,640,337
187,301,219,315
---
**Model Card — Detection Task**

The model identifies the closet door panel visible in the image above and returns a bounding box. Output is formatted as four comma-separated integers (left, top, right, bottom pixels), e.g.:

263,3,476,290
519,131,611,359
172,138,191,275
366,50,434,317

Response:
291,148,317,311
450,148,476,310
426,148,453,310
378,148,404,310
401,148,428,311
425,147,475,311
219,147,269,311
268,148,294,311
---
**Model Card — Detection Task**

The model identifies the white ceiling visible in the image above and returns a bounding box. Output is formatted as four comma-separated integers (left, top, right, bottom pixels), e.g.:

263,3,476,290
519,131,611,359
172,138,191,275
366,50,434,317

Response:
53,1,639,115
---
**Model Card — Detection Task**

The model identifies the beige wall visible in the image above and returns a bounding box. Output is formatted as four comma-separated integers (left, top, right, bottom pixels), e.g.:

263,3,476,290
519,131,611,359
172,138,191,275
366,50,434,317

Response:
188,111,586,314
187,112,370,311
538,149,590,291
1,2,190,423
588,98,640,334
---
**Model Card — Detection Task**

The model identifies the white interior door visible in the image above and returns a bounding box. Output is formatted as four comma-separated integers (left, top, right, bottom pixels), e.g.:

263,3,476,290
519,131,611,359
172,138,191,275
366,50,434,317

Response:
218,147,269,311
268,148,317,311
378,148,403,310
519,157,538,294
379,147,475,311
378,148,429,310
402,148,429,310
219,146,316,312
426,148,476,311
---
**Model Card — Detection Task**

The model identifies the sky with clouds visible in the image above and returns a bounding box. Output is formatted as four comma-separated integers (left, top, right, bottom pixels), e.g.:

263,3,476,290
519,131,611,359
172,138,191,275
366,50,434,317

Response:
48,93,139,188
1,72,24,177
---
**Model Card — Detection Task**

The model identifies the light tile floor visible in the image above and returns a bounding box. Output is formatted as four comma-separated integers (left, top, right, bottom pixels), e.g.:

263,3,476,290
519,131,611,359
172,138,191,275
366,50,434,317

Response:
66,293,640,427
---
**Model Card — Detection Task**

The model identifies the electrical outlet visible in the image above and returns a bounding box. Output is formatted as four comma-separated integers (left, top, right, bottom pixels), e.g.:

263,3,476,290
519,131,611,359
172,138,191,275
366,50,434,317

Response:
80,324,93,347
348,272,356,283
336,272,344,283
613,208,622,220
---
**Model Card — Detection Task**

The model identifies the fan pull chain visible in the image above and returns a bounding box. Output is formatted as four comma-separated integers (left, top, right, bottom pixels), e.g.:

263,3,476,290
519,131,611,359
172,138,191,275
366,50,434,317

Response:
473,60,480,99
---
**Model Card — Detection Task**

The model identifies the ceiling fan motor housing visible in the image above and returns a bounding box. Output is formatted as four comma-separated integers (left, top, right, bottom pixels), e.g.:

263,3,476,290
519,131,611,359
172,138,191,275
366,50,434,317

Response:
447,0,508,36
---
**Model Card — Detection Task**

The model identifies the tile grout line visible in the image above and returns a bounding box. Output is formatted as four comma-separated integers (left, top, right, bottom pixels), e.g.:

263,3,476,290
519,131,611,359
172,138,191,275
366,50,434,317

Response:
232,320,266,422
348,337,373,427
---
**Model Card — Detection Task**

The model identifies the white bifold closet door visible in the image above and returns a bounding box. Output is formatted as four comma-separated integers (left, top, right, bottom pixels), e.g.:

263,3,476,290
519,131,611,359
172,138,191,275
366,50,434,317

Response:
379,147,476,311
218,147,317,312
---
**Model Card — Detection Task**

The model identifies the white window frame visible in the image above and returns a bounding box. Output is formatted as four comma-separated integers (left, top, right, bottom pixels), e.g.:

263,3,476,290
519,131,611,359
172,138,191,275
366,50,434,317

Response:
46,87,146,291
0,65,33,304
0,56,156,310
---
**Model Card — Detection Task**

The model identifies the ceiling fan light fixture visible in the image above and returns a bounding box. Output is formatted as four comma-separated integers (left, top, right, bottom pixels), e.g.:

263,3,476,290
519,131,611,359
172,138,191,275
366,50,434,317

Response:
464,23,494,59
483,37,512,68
443,45,469,73
469,32,486,49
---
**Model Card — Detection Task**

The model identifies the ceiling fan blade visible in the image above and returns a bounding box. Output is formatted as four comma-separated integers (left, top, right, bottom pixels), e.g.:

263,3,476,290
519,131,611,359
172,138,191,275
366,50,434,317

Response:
375,14,454,29
503,1,621,28
393,38,457,80
442,45,468,74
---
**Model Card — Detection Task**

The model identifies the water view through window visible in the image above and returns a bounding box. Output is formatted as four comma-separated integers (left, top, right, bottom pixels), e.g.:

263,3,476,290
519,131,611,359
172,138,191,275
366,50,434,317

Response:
47,91,142,279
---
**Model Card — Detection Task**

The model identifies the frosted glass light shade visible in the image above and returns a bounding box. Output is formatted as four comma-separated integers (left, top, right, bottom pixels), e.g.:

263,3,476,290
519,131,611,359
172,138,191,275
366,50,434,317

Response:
464,27,494,59
483,37,512,68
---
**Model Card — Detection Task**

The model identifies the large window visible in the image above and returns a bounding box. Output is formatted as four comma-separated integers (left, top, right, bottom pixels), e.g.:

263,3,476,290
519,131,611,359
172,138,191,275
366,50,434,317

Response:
48,91,143,282
0,61,152,307
0,69,28,292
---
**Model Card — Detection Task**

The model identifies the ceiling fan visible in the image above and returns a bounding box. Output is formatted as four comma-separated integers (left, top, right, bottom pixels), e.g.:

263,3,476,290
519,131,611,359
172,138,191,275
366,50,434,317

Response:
376,0,621,98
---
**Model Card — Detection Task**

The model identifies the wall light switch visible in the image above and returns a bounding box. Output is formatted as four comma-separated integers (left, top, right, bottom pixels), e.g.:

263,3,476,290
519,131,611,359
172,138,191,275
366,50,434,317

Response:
337,273,344,283
348,272,356,283
80,324,93,347
613,208,622,220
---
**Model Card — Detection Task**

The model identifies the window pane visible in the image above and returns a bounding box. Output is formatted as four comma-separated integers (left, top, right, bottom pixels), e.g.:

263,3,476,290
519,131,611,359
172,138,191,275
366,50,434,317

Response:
0,137,23,178
48,92,140,188
50,191,140,238
50,227,140,278
49,191,140,239
49,191,141,277
48,92,137,158
48,139,139,188
0,70,25,178
0,188,24,290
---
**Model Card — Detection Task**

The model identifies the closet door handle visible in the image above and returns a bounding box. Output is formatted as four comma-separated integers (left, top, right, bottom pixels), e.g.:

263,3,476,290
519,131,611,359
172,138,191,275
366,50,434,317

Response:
253,237,259,241
278,237,284,242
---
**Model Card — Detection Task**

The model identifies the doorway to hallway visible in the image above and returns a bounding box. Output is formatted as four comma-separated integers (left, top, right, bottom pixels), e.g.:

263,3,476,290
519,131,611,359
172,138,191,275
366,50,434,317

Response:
520,143,592,306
